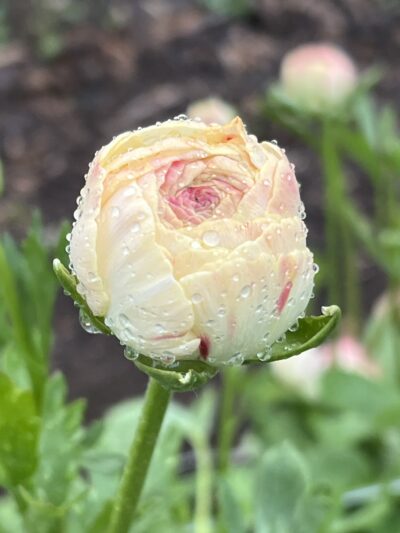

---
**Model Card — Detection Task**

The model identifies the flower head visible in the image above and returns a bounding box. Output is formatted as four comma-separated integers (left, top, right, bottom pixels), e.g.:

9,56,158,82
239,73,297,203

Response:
280,42,358,111
69,117,315,366
187,97,236,125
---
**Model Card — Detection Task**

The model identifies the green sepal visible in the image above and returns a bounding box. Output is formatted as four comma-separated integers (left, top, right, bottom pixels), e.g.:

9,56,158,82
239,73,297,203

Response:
53,259,111,336
134,355,218,392
246,305,341,364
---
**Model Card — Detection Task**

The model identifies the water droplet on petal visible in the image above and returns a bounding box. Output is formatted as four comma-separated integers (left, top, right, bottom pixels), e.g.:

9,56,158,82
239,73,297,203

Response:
202,230,220,247
191,293,203,304
124,346,139,361
225,352,244,366
160,352,176,366
131,222,141,233
112,206,120,218
79,309,101,335
257,350,272,362
240,285,251,299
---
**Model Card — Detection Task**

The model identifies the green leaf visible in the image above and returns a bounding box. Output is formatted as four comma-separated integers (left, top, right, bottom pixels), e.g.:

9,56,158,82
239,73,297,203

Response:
255,442,309,533
218,478,246,533
32,372,86,507
53,259,111,336
0,218,67,404
247,305,341,364
0,372,39,487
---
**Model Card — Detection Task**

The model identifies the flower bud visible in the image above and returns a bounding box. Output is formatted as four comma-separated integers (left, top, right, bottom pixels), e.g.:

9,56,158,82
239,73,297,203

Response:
186,97,236,125
280,42,358,111
69,117,315,366
272,335,380,397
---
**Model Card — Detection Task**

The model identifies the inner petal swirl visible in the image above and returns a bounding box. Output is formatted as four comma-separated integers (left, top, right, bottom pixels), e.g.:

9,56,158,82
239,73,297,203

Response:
168,186,220,224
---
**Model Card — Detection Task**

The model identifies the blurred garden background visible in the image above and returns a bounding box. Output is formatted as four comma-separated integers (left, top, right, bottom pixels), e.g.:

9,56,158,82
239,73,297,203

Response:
2,0,399,418
3,1,400,531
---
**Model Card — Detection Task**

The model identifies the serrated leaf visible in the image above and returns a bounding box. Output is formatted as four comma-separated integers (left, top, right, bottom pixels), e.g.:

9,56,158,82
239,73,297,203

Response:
33,372,86,507
0,373,39,487
247,305,341,364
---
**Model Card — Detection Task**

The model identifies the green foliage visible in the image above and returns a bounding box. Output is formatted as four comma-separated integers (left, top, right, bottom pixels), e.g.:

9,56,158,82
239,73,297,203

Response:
255,442,310,533
0,372,39,488
0,215,69,404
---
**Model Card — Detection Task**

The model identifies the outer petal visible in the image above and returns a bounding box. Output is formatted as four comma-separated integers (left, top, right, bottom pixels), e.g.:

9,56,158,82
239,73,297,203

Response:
179,245,314,364
96,186,199,359
69,159,109,316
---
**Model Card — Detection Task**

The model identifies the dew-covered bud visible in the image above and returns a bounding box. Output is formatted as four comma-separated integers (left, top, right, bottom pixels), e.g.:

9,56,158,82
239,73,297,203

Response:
272,335,380,397
280,42,358,111
186,97,236,125
69,117,315,366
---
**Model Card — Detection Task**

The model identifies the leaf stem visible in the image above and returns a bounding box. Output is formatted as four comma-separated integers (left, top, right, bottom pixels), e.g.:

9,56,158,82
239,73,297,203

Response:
108,378,171,533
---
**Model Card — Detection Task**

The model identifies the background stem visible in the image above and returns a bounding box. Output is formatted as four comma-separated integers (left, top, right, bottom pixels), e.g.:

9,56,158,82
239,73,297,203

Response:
108,378,171,533
217,367,239,472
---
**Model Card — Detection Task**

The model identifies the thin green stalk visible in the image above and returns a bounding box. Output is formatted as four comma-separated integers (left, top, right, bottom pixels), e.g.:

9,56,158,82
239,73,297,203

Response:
193,436,213,533
342,224,361,332
321,121,342,308
217,367,239,472
108,378,171,533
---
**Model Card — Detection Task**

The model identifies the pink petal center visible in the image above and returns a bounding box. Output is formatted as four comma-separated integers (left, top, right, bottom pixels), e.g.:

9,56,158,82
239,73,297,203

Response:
168,186,220,223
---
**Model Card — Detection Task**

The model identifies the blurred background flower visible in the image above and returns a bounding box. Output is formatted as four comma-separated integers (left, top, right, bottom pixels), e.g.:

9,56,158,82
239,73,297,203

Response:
272,335,381,398
186,96,236,124
279,42,358,111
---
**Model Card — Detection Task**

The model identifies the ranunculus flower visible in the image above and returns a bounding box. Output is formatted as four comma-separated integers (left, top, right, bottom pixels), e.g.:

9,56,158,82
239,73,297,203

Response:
280,42,358,111
272,334,380,397
69,117,315,365
187,97,236,125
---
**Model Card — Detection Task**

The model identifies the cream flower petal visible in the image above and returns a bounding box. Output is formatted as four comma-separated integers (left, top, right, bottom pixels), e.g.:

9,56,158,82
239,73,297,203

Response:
69,117,316,366
179,248,314,364
69,159,109,316
96,187,199,358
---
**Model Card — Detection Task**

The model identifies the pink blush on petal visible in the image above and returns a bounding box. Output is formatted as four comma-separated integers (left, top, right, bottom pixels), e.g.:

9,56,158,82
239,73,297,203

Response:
277,281,293,314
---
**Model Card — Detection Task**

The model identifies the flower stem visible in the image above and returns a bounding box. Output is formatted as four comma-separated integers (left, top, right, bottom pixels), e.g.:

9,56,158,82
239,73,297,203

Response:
108,378,171,533
217,367,239,472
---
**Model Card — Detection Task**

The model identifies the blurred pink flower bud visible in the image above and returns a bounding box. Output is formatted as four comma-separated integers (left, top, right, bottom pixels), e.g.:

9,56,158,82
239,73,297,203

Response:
69,117,315,366
280,42,358,111
272,335,380,397
186,97,236,125
332,335,381,378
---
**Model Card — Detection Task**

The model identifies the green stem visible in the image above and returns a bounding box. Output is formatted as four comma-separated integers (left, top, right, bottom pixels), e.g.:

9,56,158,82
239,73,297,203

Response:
108,378,171,533
217,367,239,472
193,436,213,533
321,121,342,308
